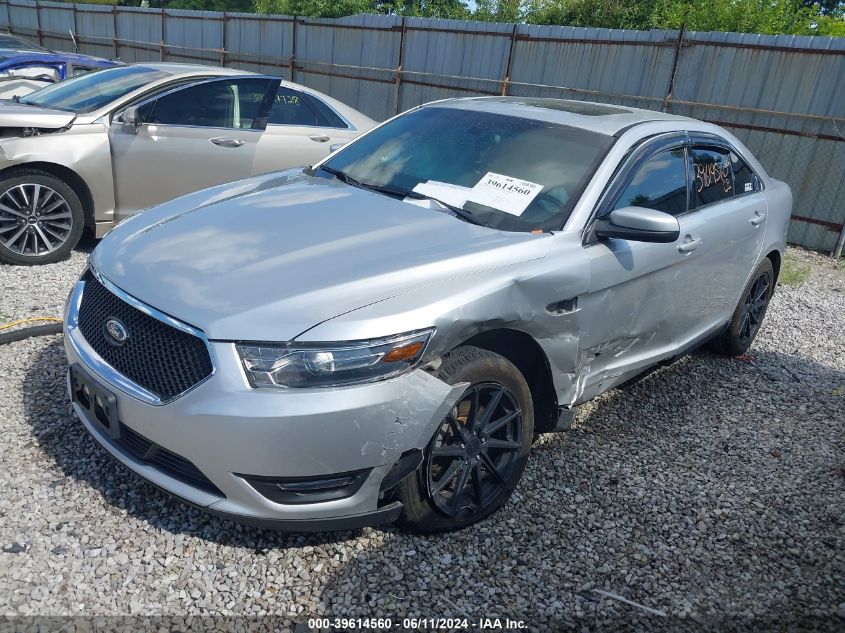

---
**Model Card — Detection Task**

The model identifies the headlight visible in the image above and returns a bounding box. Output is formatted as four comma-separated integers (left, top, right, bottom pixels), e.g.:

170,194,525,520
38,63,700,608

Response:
236,328,433,388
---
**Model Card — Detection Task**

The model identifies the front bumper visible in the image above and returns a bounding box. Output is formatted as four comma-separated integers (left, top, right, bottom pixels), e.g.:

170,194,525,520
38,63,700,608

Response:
64,278,464,530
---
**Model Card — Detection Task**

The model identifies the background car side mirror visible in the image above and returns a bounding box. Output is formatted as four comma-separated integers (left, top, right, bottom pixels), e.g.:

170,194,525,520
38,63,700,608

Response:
594,206,680,244
120,106,141,133
329,142,345,153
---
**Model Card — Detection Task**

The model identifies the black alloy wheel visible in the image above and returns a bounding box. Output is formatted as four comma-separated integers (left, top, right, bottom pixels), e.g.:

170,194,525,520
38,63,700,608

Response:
425,383,524,517
711,257,775,357
397,346,533,533
737,270,771,347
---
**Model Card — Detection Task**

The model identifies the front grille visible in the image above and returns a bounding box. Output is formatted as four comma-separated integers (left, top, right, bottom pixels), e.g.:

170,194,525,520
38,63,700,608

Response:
77,271,213,402
119,424,223,497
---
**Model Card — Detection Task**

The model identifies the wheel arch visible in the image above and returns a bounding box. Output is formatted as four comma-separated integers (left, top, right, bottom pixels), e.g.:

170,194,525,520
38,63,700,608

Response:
766,249,782,284
452,328,559,433
0,162,95,230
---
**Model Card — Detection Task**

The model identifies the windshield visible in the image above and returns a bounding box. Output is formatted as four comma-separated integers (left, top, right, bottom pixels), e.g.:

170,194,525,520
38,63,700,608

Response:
20,65,168,113
321,105,614,232
0,33,48,51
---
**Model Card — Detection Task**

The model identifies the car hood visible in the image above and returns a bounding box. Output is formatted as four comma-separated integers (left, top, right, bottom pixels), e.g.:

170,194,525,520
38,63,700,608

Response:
92,171,551,341
0,102,75,129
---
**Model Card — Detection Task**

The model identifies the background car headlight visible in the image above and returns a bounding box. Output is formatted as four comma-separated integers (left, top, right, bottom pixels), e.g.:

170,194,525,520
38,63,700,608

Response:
236,329,433,388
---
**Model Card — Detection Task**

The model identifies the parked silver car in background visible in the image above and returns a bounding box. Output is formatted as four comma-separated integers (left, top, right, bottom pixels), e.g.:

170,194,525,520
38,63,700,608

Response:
0,63,374,264
64,97,791,533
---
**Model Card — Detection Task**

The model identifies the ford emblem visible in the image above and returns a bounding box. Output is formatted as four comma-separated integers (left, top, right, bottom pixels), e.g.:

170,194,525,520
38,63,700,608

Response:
104,318,128,345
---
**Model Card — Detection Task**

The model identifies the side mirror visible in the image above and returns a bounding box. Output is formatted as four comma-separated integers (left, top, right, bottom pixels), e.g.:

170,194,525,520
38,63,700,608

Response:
119,106,141,133
594,206,680,244
329,142,345,153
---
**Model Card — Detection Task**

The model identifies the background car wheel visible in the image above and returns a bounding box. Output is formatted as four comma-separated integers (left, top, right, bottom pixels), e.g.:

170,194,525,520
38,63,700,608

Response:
0,169,84,265
398,345,534,533
711,257,775,357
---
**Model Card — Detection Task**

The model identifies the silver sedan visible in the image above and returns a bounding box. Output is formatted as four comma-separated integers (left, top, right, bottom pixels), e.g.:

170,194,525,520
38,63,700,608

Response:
64,97,791,533
0,63,375,264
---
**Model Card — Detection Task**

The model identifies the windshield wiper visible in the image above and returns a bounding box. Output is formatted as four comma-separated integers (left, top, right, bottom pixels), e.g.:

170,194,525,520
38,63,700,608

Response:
401,190,485,227
320,166,484,226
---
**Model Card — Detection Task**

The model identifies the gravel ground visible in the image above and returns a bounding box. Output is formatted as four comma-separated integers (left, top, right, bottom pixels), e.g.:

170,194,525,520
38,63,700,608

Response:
0,246,843,631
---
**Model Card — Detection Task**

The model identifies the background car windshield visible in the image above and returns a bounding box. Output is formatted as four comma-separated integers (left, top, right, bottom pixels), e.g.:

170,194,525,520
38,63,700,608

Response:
322,106,614,231
20,65,168,113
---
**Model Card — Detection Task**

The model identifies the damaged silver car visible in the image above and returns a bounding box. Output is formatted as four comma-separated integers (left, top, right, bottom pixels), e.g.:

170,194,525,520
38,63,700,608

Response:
64,97,791,532
0,63,374,265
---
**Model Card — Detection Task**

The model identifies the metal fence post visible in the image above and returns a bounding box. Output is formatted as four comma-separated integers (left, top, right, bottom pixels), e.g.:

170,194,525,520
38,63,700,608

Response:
290,15,297,82
394,16,406,115
160,7,166,61
662,23,685,112
500,22,518,96
834,225,845,259
34,0,42,46
112,4,118,60
220,12,227,67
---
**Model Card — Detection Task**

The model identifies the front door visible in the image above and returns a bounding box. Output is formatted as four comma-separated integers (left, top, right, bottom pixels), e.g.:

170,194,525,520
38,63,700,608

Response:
108,77,279,220
576,137,704,400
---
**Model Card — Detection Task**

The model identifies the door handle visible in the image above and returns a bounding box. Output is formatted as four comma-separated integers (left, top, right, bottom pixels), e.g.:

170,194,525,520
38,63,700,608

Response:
308,134,331,143
209,137,245,148
749,211,767,227
677,237,703,253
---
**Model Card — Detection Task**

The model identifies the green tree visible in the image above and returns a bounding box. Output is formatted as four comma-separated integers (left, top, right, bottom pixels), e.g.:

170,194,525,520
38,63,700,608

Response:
650,0,840,35
523,0,661,29
473,0,523,22
167,0,253,10
253,0,373,17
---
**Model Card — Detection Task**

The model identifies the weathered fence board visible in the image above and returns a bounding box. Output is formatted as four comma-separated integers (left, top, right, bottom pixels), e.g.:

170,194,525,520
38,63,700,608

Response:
0,0,842,254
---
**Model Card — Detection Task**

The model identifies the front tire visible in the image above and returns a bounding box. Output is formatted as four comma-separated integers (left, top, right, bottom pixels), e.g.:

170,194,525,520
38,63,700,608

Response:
398,346,533,533
0,170,84,265
711,257,775,357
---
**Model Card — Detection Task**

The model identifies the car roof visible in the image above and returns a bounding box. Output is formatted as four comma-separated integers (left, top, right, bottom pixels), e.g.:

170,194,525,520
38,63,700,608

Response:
430,96,695,136
139,62,255,77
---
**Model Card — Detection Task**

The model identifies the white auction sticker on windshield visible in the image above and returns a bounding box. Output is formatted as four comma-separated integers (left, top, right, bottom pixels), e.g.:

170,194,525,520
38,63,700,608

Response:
469,172,544,216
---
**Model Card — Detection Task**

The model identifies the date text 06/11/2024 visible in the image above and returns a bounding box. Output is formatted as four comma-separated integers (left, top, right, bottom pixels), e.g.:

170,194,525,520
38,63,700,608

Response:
307,617,528,629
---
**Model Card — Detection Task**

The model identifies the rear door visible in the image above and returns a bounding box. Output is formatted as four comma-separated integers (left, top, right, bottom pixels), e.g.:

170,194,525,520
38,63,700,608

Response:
252,84,359,174
686,138,767,316
108,76,279,220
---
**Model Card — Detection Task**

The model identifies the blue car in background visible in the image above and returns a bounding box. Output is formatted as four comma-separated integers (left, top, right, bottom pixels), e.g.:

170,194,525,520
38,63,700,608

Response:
0,31,119,99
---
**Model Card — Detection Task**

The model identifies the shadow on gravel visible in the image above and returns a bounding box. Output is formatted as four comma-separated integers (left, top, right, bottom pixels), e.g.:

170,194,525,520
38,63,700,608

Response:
22,336,845,628
313,346,845,630
22,338,369,550
75,232,98,255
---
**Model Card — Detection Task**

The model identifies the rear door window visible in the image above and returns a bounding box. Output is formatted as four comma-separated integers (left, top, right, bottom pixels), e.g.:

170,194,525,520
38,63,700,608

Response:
267,86,347,128
690,146,734,208
612,147,688,216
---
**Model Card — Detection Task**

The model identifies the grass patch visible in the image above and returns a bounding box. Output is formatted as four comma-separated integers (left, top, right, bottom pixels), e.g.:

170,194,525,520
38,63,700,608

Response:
779,255,812,287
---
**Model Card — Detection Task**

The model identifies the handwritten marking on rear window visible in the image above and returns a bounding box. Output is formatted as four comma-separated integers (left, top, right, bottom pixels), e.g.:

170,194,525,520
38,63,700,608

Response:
695,158,732,194
276,94,300,105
